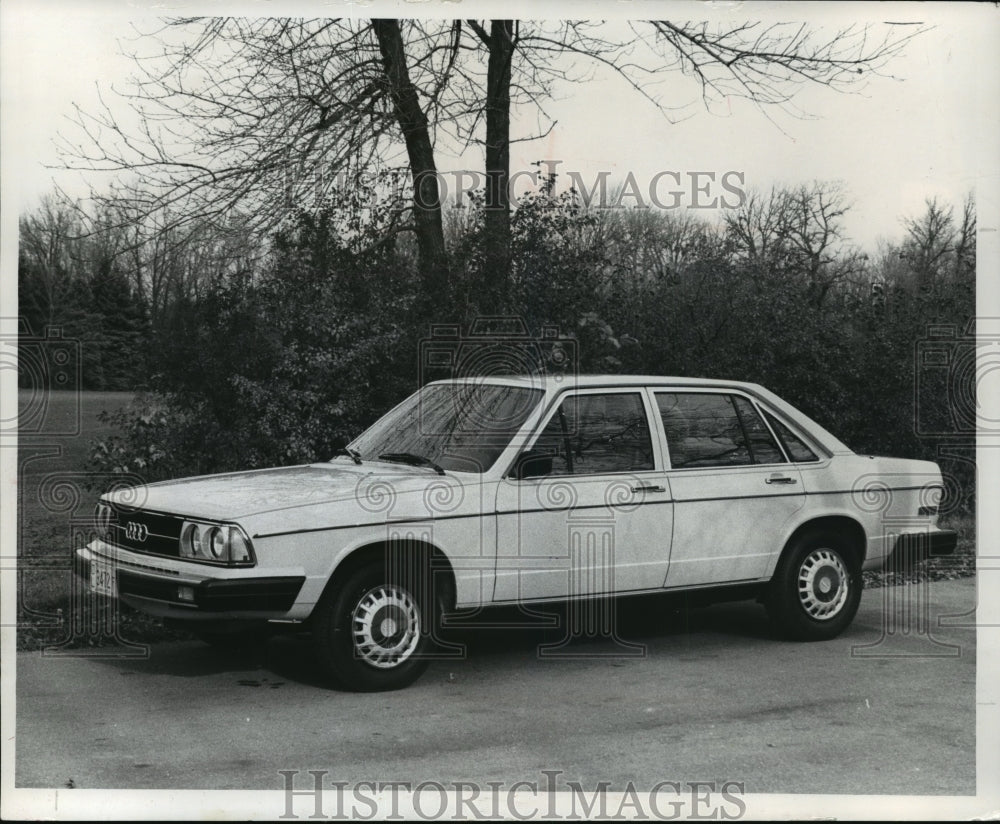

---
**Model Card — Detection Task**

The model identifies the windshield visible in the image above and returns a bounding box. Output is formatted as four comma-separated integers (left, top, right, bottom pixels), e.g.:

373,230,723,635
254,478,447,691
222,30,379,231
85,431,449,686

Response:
348,383,545,473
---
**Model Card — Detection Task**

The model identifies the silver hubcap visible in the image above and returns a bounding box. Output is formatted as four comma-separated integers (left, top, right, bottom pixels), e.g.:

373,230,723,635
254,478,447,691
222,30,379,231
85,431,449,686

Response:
797,549,849,620
351,584,421,669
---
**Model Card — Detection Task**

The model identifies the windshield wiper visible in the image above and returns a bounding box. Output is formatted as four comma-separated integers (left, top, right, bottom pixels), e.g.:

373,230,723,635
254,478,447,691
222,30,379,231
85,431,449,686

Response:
377,452,446,475
333,447,362,465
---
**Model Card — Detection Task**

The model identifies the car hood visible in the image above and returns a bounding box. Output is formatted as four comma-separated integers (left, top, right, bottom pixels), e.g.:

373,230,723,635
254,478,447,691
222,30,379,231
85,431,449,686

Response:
103,462,469,521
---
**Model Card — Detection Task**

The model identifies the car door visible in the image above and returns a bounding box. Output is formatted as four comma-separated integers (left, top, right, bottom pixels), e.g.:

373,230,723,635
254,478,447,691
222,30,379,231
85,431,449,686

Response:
654,390,805,588
493,388,673,603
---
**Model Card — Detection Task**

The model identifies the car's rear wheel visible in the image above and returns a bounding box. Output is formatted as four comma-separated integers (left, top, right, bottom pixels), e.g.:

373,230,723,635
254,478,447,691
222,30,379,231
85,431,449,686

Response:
312,558,437,691
766,530,862,641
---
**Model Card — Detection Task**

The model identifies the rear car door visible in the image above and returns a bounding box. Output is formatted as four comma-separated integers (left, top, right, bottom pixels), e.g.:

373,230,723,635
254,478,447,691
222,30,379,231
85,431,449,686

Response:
654,390,805,588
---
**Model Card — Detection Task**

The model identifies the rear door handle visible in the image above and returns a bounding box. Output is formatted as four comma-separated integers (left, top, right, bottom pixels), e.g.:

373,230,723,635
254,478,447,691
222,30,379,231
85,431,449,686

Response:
765,474,797,485
632,485,666,493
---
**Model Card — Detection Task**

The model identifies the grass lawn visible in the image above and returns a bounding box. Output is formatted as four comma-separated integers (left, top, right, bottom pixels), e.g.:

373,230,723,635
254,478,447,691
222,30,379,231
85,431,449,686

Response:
18,389,134,584
13,389,978,651
16,390,189,650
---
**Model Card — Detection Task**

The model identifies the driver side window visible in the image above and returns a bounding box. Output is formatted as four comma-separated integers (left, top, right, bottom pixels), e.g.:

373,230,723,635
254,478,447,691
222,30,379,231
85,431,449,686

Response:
533,392,654,476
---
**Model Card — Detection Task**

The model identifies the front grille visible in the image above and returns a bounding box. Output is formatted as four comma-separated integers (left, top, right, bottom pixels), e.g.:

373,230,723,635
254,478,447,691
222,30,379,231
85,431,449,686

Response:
109,506,182,558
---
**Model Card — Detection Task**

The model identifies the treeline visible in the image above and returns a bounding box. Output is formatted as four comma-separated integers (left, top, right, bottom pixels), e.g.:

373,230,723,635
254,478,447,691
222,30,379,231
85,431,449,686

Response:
18,180,976,509
17,196,268,391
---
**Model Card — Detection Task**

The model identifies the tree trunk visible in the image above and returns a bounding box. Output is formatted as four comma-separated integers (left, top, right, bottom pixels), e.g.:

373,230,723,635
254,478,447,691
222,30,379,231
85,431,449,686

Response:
482,20,514,314
372,19,449,305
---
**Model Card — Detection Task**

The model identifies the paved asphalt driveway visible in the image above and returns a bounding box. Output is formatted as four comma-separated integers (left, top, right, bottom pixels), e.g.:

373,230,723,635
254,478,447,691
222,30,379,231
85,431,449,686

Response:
13,578,978,803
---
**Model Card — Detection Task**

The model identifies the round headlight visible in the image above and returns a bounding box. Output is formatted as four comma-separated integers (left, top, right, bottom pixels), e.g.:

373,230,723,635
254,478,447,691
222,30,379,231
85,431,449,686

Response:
181,523,203,558
209,526,227,559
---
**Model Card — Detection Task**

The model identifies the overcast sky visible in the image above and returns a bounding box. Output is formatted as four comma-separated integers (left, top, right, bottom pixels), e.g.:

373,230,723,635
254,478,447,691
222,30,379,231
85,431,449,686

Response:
2,0,998,253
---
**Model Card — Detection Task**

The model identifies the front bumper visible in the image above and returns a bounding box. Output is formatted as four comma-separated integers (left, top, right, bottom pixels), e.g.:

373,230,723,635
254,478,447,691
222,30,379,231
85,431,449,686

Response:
75,547,305,621
884,529,958,569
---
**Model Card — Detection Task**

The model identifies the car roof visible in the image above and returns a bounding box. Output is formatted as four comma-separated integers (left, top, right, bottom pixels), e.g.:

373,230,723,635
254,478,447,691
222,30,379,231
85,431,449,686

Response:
428,374,763,391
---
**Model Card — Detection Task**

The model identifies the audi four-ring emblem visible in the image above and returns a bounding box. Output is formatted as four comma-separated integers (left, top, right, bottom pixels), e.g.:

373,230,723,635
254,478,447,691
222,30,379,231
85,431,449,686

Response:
124,521,149,542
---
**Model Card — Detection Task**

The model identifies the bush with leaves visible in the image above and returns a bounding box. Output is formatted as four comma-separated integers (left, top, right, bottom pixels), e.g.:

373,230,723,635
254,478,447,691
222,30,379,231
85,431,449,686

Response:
86,185,976,515
449,177,625,372
89,202,420,484
87,395,195,487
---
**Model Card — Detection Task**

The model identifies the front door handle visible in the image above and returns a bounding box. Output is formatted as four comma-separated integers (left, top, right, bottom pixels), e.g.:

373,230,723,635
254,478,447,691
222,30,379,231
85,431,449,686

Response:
632,484,666,493
765,474,797,485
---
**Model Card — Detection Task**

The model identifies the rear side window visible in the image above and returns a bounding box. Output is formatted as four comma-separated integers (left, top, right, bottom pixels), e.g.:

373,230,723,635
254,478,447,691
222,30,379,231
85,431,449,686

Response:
762,410,820,463
656,393,751,468
655,392,786,468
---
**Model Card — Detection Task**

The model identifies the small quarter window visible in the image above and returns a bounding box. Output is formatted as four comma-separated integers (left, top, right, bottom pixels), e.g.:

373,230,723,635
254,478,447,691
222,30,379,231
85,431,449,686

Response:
732,396,785,465
762,410,819,463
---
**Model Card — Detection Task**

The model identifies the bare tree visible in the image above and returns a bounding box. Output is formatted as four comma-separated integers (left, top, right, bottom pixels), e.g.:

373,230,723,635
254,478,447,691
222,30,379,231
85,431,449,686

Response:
724,186,793,269
595,205,721,285
60,16,925,308
725,181,864,306
952,193,976,280
18,196,83,330
900,194,976,287
466,20,515,310
372,19,449,297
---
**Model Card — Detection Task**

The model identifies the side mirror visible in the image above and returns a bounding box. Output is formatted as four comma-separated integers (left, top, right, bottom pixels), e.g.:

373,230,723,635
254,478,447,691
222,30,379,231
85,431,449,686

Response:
513,448,552,480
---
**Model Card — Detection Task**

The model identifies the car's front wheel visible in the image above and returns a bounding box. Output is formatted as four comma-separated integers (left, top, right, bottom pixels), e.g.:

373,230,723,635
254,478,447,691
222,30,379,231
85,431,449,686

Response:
312,558,437,691
766,530,862,641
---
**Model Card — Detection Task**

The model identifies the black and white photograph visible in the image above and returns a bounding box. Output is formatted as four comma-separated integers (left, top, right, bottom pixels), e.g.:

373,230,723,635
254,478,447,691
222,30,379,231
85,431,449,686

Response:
2,0,998,819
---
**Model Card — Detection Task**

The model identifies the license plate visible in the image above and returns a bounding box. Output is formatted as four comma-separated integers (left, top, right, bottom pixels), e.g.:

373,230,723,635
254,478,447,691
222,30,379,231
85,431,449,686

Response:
90,558,117,598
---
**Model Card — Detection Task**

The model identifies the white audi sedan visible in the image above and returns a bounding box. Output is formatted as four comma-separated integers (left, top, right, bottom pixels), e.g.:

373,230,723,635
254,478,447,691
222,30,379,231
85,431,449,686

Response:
76,376,956,690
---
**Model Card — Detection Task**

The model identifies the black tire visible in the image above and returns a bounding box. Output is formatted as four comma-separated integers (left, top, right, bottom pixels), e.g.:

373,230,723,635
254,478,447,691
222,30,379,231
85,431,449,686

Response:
312,557,439,691
765,529,862,641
